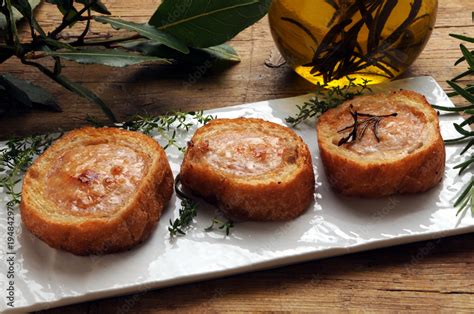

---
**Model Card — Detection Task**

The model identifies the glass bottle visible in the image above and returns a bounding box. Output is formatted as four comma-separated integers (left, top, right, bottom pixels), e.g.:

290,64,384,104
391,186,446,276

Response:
269,0,438,87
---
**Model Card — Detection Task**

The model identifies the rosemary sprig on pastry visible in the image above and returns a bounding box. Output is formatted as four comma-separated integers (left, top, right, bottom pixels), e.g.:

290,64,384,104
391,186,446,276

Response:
337,105,398,146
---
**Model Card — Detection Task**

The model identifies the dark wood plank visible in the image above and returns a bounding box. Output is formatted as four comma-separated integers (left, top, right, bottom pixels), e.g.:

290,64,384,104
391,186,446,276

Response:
2,0,472,138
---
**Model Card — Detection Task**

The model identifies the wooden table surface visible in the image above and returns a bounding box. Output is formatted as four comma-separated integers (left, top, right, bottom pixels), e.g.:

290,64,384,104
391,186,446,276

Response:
1,0,473,312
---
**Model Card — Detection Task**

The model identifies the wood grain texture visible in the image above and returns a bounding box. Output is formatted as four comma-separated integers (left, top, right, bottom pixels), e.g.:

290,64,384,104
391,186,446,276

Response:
2,0,471,139
1,0,470,312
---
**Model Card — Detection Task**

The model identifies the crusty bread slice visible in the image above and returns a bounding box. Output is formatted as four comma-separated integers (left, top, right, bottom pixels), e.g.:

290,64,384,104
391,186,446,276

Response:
317,90,445,197
20,127,173,255
180,118,315,221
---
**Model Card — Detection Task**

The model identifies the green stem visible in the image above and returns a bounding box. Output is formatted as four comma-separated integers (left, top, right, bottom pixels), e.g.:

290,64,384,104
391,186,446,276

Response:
72,33,142,47
73,4,92,45
21,59,117,122
431,104,474,112
49,0,98,38
4,0,20,53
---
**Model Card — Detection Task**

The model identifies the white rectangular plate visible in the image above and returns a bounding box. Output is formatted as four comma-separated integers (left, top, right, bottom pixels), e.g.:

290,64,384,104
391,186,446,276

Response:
1,76,473,313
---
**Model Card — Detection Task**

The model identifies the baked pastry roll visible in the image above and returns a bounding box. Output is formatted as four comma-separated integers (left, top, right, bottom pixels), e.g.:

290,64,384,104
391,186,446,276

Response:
20,127,173,255
317,90,445,197
180,118,315,221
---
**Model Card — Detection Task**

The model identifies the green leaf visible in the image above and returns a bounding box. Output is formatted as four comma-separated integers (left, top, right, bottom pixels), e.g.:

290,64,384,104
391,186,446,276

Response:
460,44,474,70
53,73,116,121
0,75,33,108
447,80,474,104
149,0,270,48
471,187,474,216
94,16,189,54
0,74,61,111
452,69,474,82
11,0,45,36
45,0,73,12
0,0,40,29
11,0,33,23
45,0,78,22
431,103,474,112
455,180,473,207
22,60,116,121
76,0,110,15
202,44,241,62
450,33,474,43
44,48,172,67
453,123,474,137
121,40,240,64
40,37,76,50
455,50,474,66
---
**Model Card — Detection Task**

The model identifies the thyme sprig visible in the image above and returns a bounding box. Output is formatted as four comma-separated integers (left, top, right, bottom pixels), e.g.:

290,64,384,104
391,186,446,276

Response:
337,105,397,146
0,111,214,212
432,33,474,216
117,111,215,152
169,174,198,236
169,199,198,237
205,217,234,236
286,77,371,127
0,134,60,209
170,175,234,238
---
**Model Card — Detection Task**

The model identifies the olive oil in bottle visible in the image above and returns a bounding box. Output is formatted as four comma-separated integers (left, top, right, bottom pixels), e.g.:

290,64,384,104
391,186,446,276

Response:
269,0,437,87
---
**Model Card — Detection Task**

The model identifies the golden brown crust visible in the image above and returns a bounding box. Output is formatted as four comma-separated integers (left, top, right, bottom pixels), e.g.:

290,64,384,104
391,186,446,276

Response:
317,90,445,197
180,118,315,221
20,127,173,255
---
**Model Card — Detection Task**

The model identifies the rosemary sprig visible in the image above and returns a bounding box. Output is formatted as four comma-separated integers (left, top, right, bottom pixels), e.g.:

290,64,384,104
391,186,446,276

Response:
286,77,370,127
432,33,474,216
337,105,397,146
282,0,428,84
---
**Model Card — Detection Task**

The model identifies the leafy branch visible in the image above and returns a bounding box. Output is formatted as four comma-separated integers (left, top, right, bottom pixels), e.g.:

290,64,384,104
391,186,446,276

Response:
433,33,474,216
0,0,270,120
